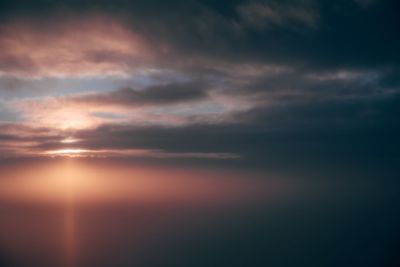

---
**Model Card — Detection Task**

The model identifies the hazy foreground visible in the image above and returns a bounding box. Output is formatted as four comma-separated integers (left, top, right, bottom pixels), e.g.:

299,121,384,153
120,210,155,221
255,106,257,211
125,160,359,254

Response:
0,158,399,267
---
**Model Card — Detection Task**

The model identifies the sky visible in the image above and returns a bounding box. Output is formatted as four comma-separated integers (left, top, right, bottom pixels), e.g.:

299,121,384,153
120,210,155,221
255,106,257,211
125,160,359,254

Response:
0,0,398,170
0,1,400,266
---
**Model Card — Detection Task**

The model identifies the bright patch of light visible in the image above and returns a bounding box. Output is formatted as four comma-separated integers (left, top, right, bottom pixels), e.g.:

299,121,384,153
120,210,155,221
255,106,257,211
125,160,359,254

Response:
61,137,80,144
45,149,89,156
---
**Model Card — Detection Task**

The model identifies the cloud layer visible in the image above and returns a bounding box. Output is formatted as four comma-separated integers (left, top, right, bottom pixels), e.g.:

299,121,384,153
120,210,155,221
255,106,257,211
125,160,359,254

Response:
0,0,399,169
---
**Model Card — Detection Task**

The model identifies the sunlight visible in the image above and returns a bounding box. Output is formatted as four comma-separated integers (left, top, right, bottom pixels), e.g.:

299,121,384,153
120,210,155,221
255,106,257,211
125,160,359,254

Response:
61,137,80,144
0,159,285,204
45,149,90,157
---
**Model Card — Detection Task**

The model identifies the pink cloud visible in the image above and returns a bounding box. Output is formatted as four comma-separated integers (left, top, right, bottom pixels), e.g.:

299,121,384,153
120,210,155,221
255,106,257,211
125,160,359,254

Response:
0,15,154,78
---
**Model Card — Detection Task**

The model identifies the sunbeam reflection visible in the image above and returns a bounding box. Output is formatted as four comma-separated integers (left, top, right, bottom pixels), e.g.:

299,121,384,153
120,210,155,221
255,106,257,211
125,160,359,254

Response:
0,159,295,267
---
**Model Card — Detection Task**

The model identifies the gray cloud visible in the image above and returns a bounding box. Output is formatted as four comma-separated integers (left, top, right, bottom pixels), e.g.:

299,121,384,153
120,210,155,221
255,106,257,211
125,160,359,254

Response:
73,81,209,107
237,0,319,30
0,0,398,72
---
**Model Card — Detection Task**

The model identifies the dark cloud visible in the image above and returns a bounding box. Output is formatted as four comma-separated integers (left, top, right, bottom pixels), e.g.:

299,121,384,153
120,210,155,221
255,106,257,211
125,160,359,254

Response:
73,81,209,107
0,123,65,157
121,0,400,70
22,83,396,168
237,0,319,30
0,0,398,71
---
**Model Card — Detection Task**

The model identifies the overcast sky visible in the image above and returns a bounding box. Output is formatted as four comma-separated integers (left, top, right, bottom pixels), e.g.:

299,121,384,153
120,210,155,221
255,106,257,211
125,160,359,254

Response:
0,0,399,172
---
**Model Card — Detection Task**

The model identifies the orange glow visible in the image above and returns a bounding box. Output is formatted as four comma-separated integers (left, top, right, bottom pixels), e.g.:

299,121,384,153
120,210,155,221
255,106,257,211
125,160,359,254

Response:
45,149,91,157
0,160,297,267
61,138,80,144
13,97,130,130
43,148,96,158
0,159,292,204
24,103,102,130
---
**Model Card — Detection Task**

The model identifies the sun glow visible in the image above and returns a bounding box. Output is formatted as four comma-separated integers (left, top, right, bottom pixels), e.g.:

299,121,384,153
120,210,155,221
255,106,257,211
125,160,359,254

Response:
61,137,80,144
45,149,90,157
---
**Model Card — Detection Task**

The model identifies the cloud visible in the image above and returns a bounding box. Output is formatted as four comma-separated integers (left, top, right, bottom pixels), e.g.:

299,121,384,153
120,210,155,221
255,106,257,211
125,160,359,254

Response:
0,123,242,161
1,76,399,167
0,0,399,172
43,148,240,160
0,15,153,78
0,0,399,73
73,82,209,107
237,0,319,30
7,79,230,129
353,0,378,8
0,123,64,157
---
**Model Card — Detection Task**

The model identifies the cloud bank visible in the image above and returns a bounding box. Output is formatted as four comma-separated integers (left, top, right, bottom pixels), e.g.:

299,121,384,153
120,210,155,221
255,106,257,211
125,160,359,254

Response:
0,0,398,170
